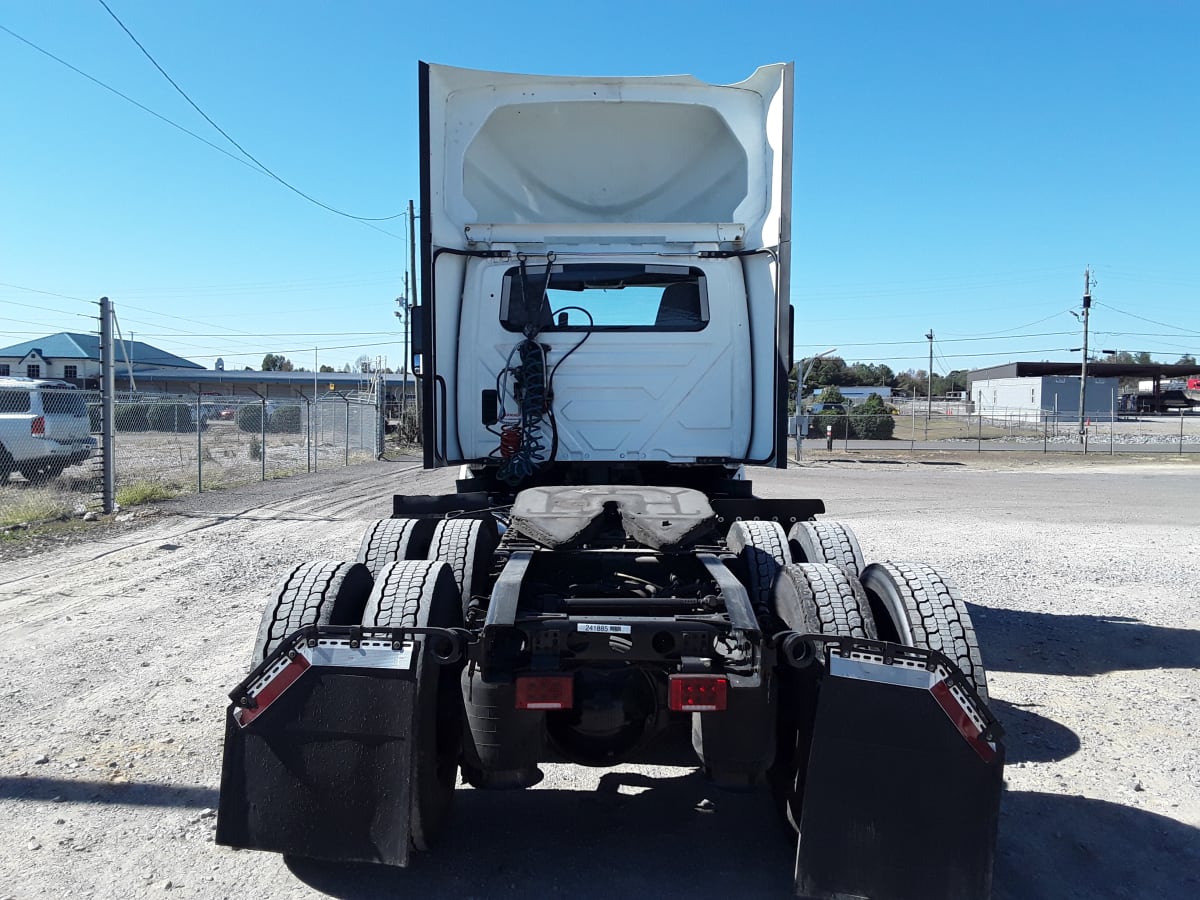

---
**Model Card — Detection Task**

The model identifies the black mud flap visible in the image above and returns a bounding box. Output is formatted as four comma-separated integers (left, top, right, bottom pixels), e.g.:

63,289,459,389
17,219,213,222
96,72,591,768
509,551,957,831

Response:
216,628,437,867
793,641,1004,900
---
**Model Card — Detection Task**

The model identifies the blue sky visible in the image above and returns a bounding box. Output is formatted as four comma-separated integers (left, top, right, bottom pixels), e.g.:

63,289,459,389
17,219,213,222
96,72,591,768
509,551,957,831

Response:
1,0,1197,375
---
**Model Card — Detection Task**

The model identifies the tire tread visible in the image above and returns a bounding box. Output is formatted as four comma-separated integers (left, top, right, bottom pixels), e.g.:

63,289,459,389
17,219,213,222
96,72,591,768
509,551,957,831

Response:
861,560,988,701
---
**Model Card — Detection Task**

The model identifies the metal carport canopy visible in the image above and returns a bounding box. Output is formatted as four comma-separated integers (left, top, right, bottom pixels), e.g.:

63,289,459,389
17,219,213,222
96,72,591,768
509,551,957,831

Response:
969,362,1198,382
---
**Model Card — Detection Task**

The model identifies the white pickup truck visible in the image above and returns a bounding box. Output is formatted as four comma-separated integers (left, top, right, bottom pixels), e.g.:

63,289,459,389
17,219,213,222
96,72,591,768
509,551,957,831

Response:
0,377,96,484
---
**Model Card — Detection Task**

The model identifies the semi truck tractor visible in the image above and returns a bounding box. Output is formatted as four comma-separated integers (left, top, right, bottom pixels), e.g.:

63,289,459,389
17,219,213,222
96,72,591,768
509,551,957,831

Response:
217,61,1004,899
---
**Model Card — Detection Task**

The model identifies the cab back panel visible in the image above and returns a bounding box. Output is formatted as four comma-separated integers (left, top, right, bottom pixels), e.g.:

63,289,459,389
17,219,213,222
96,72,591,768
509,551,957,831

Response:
455,256,753,463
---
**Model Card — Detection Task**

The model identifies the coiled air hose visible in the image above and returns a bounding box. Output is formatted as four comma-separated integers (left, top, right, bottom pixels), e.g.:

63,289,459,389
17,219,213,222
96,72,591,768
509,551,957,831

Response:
497,339,549,486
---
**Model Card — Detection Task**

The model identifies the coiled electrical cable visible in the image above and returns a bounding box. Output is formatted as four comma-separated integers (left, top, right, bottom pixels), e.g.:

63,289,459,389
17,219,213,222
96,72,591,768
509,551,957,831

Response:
497,339,549,486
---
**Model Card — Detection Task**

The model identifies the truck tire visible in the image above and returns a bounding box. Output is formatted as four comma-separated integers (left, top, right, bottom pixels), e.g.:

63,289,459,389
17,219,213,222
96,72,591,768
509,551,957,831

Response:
426,518,498,616
860,561,989,702
726,520,790,615
770,562,877,831
356,517,433,579
772,562,878,640
19,463,52,485
787,521,865,578
249,560,374,667
362,560,464,851
0,446,14,485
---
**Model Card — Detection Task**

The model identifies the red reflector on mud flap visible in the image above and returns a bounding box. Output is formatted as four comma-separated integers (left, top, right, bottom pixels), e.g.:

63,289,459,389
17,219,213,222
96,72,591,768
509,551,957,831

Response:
669,674,728,712
515,674,574,710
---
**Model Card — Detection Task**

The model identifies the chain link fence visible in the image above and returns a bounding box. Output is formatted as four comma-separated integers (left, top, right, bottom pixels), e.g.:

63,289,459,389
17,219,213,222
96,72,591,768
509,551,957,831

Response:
1,388,414,529
6,386,1196,530
794,408,1200,456
0,385,103,528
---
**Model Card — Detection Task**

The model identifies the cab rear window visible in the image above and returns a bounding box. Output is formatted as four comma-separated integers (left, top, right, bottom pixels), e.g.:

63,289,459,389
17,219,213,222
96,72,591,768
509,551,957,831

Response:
0,390,32,413
500,263,708,332
39,389,87,416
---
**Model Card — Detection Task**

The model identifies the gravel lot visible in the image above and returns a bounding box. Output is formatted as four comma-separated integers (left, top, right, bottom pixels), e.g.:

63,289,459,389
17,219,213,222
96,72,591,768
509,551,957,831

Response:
0,454,1196,899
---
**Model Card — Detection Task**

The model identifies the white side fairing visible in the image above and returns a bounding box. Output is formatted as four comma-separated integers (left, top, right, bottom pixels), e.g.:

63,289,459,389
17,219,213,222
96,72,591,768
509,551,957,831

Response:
419,62,792,468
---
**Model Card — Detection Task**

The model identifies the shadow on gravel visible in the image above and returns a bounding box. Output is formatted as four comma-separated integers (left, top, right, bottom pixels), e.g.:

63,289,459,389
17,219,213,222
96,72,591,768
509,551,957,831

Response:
966,602,1200,677
989,699,1081,764
286,769,795,899
283,774,1200,900
996,790,1200,900
0,775,217,808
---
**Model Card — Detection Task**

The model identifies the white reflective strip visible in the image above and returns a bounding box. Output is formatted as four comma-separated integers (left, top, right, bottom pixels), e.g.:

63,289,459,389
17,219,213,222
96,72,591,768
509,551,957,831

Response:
524,702,565,710
577,623,632,634
829,654,937,690
245,652,297,700
303,640,415,670
943,677,991,739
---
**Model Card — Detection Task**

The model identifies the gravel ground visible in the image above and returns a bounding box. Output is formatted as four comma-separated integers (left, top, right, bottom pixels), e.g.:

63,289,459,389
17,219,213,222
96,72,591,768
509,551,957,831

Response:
0,453,1196,899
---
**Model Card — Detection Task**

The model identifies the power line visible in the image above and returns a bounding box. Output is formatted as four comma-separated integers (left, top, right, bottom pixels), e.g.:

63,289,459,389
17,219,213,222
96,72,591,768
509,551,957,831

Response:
0,314,95,331
197,339,403,359
941,309,1076,338
0,281,94,304
95,0,403,224
107,331,403,338
0,22,401,241
791,331,1075,349
1094,301,1200,336
0,297,97,319
793,347,1077,364
0,24,266,177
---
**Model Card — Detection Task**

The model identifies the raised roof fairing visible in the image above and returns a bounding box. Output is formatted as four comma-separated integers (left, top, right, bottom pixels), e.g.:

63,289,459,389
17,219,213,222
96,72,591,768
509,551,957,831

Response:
423,63,792,250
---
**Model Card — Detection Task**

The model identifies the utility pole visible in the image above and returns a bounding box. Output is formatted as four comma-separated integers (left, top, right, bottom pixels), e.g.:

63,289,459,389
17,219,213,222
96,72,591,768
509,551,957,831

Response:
395,281,409,428
925,329,934,431
1077,268,1092,444
408,199,420,428
100,297,115,514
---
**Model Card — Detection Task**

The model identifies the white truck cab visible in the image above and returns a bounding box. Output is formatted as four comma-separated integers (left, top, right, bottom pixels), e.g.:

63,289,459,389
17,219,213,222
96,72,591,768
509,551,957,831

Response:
417,62,794,484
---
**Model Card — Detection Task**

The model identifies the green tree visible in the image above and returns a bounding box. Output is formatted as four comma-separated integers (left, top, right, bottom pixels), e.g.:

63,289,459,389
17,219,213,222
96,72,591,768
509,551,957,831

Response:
808,356,851,387
935,369,969,395
847,362,895,387
895,369,930,398
812,386,850,438
262,353,294,371
319,364,336,373
849,393,895,439
1175,354,1196,366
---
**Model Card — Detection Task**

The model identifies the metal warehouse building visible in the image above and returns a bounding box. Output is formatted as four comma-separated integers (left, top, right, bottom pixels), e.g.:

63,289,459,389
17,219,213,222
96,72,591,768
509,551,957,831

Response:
969,374,1120,420
969,361,1199,422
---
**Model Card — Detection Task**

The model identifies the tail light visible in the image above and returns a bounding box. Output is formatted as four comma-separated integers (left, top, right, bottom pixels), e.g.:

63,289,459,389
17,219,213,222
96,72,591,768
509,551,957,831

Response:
31,415,45,436
669,674,728,712
515,674,574,710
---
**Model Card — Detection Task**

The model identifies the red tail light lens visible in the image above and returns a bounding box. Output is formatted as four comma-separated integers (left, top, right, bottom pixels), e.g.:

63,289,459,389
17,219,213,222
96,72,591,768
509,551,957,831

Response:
515,674,574,710
31,415,45,436
669,675,728,712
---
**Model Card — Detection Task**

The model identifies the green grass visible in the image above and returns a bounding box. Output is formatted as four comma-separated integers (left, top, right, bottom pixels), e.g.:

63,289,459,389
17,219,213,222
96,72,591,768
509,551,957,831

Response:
116,480,183,507
0,491,76,530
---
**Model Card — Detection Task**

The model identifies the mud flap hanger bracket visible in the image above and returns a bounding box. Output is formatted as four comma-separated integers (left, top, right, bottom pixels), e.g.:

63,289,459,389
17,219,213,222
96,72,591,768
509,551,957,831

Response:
229,624,474,721
773,632,1004,746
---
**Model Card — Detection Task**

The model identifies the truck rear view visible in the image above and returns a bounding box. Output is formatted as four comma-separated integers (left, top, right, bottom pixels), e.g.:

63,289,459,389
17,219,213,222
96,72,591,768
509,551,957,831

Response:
216,62,1004,899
